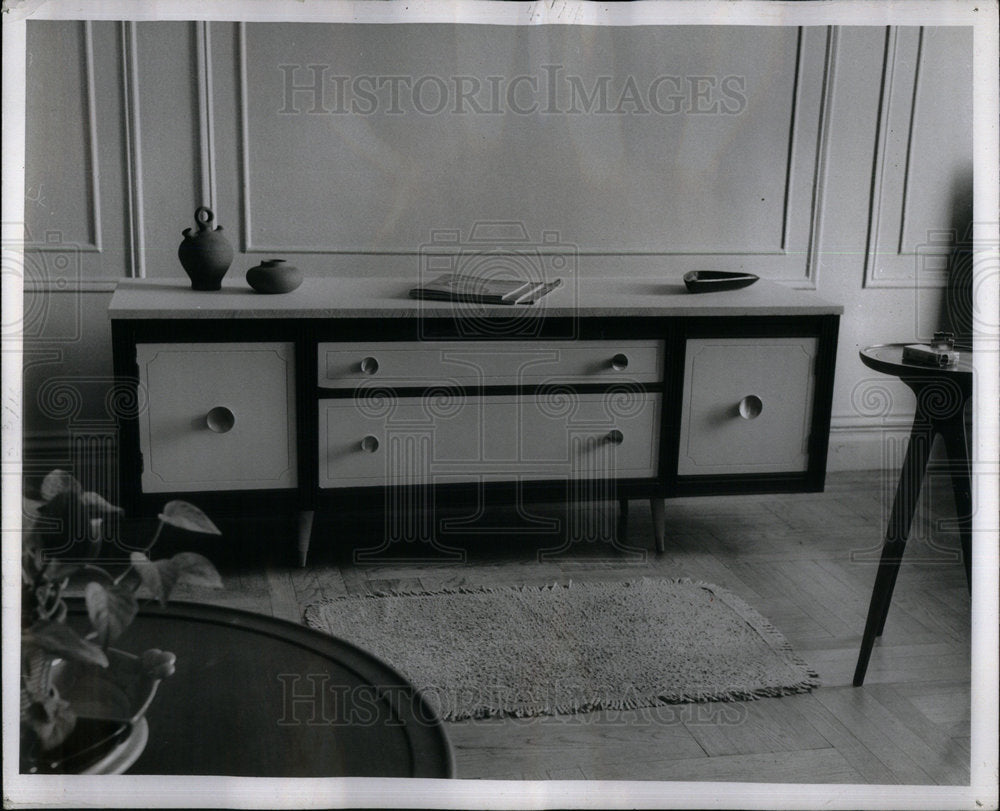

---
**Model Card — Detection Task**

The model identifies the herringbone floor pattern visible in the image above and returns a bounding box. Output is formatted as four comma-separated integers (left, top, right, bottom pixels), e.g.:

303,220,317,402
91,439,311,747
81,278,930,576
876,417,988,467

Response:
137,470,974,784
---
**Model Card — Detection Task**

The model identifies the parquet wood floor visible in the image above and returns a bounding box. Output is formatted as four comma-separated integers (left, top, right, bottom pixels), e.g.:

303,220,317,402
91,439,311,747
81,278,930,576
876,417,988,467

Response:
116,470,976,784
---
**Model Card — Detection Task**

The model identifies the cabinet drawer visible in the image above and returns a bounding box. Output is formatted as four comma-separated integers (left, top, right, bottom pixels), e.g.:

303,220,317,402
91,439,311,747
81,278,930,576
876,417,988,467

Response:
677,337,817,476
137,342,297,492
318,340,663,389
319,392,660,488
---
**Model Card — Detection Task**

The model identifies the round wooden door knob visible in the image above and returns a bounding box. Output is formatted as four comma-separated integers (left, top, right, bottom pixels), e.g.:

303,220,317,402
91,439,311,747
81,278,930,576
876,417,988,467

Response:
206,406,236,433
738,395,763,420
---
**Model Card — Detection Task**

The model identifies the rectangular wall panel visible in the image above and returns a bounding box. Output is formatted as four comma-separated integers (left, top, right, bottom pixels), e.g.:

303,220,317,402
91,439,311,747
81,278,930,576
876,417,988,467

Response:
238,24,832,283
864,26,974,288
24,21,98,253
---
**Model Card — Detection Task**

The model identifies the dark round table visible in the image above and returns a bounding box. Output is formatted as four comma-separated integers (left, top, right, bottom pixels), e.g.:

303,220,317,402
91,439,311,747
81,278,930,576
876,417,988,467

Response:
853,343,973,686
70,601,455,777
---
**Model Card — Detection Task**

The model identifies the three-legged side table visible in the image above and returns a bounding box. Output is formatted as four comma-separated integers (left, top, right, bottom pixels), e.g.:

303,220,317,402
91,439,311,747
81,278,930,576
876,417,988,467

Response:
853,343,973,686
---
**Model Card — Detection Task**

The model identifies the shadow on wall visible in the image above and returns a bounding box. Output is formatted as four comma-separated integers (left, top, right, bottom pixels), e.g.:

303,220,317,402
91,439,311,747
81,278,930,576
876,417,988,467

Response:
940,172,974,350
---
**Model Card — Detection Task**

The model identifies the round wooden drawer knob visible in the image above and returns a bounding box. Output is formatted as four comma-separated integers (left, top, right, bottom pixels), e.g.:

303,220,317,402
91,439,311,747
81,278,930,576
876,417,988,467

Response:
606,429,625,445
360,356,380,375
738,395,763,420
206,406,236,433
360,435,380,453
610,353,629,371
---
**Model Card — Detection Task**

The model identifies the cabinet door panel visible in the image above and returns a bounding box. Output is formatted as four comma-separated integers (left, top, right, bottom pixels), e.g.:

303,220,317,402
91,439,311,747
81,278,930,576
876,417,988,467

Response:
677,337,816,475
137,343,297,492
319,393,659,488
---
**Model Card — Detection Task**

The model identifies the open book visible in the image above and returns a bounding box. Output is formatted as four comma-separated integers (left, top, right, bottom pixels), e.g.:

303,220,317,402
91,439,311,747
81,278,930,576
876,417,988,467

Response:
409,273,562,305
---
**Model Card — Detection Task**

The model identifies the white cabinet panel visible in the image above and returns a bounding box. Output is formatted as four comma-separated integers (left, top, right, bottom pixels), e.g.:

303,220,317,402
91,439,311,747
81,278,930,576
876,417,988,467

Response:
678,338,817,475
137,342,297,492
320,392,660,488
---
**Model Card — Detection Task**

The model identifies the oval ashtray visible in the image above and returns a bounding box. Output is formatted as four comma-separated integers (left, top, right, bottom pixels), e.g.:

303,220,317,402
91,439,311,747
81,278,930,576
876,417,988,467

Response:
683,270,760,293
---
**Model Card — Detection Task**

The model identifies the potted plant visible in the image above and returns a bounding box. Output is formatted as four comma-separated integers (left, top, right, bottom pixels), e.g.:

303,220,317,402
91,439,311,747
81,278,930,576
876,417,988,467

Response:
20,470,223,774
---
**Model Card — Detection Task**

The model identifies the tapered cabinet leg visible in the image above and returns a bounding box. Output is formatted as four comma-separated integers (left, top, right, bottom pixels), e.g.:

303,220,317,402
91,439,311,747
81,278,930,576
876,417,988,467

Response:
650,498,666,553
617,498,629,543
297,510,315,567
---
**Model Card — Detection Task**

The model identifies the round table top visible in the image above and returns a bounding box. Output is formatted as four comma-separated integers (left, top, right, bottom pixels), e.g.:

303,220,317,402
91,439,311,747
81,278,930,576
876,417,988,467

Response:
860,343,974,380
69,601,454,778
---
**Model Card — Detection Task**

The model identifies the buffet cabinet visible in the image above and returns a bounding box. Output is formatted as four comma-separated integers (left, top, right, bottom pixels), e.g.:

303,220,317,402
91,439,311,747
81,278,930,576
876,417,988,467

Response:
110,277,841,564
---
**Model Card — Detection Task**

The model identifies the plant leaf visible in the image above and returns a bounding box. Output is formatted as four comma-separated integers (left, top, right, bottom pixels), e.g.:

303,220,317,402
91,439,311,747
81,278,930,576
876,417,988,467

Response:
79,563,117,584
41,560,82,583
84,582,138,647
157,501,221,535
130,552,180,606
171,551,224,589
80,490,124,515
22,541,44,583
40,470,80,502
24,620,109,668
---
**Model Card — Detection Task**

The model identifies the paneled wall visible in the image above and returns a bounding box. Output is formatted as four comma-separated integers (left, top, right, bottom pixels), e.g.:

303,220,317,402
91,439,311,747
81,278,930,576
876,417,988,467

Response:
22,21,973,469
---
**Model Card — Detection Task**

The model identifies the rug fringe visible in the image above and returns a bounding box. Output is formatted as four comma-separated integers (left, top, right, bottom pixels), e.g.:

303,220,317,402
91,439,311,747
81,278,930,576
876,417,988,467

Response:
431,677,822,722
431,677,821,722
307,576,703,606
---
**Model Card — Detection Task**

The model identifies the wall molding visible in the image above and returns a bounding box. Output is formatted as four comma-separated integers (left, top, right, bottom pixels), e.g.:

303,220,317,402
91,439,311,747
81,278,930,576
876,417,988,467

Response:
779,27,805,254
23,280,118,293
26,20,102,254
824,413,964,472
121,21,146,279
803,25,838,291
830,413,915,432
237,21,251,253
82,20,103,254
863,26,949,290
236,24,835,288
196,21,219,215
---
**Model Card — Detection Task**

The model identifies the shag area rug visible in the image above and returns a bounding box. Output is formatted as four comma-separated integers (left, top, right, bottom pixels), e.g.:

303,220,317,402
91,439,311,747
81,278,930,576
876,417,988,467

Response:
304,578,819,721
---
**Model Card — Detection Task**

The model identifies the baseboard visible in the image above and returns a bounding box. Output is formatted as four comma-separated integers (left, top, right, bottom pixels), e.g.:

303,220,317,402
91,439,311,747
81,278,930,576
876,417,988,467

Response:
20,430,75,464
825,414,962,472
21,430,120,497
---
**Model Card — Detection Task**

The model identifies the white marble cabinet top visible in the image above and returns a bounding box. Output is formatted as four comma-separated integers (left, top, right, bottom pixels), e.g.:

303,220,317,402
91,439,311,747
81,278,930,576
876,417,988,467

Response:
109,276,843,320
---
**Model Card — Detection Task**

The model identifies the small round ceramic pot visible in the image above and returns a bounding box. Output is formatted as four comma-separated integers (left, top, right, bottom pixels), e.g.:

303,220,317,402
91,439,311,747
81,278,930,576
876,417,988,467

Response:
246,259,303,294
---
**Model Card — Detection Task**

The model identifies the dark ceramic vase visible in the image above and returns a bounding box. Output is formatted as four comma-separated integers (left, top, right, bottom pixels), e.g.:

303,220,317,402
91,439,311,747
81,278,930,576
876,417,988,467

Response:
177,206,234,291
246,259,303,294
